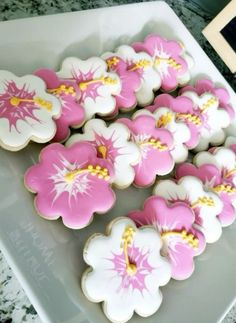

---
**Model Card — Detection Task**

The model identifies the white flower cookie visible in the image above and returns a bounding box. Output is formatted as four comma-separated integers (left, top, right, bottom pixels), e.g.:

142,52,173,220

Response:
0,70,61,151
82,217,171,323
57,57,121,120
154,176,223,243
66,119,140,188
134,108,190,163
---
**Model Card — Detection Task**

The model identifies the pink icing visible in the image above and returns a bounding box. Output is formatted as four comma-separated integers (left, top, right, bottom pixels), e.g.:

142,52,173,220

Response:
117,115,174,187
128,196,205,280
176,163,236,226
132,34,188,91
24,142,115,229
146,93,202,148
34,69,85,142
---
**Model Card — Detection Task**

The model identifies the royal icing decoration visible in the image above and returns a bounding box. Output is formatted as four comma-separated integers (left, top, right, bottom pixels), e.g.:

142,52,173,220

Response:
24,142,115,229
0,70,61,151
66,119,140,188
134,107,190,163
115,45,161,106
132,34,193,91
57,57,121,120
34,68,85,142
117,114,174,187
225,136,236,154
128,196,206,280
153,176,223,243
82,217,171,323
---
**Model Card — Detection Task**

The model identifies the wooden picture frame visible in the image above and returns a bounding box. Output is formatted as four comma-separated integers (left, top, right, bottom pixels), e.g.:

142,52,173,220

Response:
203,0,236,73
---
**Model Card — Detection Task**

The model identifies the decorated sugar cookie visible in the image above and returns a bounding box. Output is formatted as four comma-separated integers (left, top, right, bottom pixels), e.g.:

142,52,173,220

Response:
101,53,140,117
180,79,233,151
0,70,61,151
176,162,236,227
132,34,193,91
66,119,140,188
128,196,205,280
147,93,202,149
154,176,223,243
24,142,115,229
57,57,121,120
34,68,85,142
134,107,190,163
117,114,174,187
225,136,236,154
116,45,161,106
82,217,171,323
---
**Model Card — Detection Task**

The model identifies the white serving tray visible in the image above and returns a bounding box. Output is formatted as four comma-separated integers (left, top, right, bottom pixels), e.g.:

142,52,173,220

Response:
0,2,236,323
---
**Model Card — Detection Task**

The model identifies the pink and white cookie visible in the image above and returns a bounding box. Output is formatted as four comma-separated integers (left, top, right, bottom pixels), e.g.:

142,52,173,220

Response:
66,119,140,188
101,53,141,117
34,68,85,142
180,79,233,151
147,93,202,149
57,57,121,120
128,196,206,280
154,176,223,243
82,217,171,323
117,114,174,187
115,45,161,106
132,34,193,92
0,70,61,151
225,136,236,154
24,142,115,229
176,161,236,227
134,107,190,163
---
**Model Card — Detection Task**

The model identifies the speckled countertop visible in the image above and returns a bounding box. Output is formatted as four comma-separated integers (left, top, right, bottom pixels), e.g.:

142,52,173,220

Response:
0,1,236,323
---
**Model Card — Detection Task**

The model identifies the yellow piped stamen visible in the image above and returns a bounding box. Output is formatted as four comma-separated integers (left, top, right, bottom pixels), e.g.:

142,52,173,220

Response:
106,57,119,68
64,164,110,182
10,96,52,112
213,184,236,194
121,226,137,276
199,96,217,112
224,168,236,179
128,59,151,71
176,113,202,126
161,229,199,249
78,76,117,91
97,145,107,159
47,84,76,97
191,196,215,208
157,112,172,127
154,57,182,70
139,138,168,151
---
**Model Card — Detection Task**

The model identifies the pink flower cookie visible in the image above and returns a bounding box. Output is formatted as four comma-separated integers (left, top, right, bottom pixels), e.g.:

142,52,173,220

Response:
128,196,205,280
147,93,203,149
134,107,190,163
34,68,85,142
154,176,223,243
66,119,140,188
82,217,171,323
0,70,61,151
133,34,193,92
117,114,174,187
57,57,121,121
176,162,236,227
101,53,141,117
180,79,233,151
24,142,115,229
115,45,161,106
225,136,236,154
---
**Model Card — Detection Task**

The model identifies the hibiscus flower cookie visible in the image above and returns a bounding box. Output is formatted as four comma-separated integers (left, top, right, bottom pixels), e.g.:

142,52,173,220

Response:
24,142,115,229
66,119,140,188
118,114,174,187
57,57,121,121
82,217,171,323
132,34,193,91
34,68,85,142
128,196,205,280
0,70,61,151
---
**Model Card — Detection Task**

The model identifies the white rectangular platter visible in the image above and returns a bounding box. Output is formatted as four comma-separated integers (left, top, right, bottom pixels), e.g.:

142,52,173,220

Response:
0,2,236,323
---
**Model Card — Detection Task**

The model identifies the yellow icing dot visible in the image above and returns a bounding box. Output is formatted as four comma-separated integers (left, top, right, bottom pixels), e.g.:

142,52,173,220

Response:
157,112,172,127
10,96,52,111
161,229,199,249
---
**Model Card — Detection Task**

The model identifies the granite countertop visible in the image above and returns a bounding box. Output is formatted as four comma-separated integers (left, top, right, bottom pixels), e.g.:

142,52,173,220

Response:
0,0,236,322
